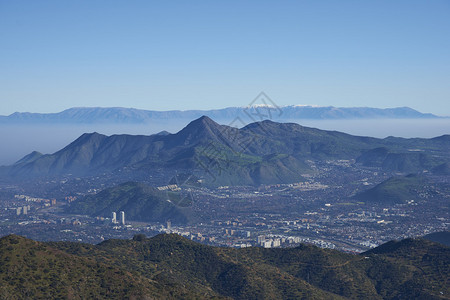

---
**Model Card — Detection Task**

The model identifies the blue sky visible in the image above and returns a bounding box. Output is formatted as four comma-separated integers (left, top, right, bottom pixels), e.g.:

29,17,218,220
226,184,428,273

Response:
1,1,449,115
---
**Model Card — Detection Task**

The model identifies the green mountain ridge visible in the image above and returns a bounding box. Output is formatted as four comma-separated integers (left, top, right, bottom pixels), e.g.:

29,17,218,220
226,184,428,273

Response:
2,116,449,186
1,233,448,299
0,235,161,299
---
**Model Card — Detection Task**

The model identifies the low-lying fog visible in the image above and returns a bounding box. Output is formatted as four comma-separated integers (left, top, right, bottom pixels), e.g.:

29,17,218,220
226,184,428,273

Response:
1,118,449,166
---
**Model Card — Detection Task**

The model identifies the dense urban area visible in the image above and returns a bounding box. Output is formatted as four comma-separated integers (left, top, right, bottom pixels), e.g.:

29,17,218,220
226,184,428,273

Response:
1,159,448,253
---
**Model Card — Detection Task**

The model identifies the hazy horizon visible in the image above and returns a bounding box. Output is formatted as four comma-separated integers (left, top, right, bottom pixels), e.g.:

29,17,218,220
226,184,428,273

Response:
0,104,449,118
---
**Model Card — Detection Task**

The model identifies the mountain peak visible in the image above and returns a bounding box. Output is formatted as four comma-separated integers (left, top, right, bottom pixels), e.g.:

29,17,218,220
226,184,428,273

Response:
175,116,223,142
56,132,107,155
154,130,171,136
13,151,43,165
177,116,221,135
188,115,217,127
74,132,105,142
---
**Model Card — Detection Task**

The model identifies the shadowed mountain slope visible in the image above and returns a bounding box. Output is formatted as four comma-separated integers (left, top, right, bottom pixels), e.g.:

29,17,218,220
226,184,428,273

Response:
423,231,450,247
353,174,436,204
2,116,449,186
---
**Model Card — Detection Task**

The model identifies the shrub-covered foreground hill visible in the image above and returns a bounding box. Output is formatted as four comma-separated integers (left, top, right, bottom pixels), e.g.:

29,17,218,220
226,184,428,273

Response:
0,233,448,299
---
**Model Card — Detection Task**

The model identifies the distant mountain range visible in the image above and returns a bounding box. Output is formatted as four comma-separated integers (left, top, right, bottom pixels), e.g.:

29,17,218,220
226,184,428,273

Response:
0,105,441,125
1,233,448,299
1,116,449,186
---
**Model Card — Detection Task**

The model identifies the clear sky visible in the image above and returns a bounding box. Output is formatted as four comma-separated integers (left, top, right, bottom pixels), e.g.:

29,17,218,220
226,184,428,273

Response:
1,0,449,116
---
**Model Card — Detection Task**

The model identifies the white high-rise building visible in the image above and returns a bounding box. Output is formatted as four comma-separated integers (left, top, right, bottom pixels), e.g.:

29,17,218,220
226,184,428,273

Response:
120,211,125,225
257,235,265,243
272,238,281,247
112,212,117,224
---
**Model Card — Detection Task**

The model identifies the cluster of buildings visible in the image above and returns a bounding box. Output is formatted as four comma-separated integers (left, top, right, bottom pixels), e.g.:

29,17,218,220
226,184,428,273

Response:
15,194,56,205
13,194,56,208
16,205,31,216
255,235,329,248
111,211,126,225
257,235,282,248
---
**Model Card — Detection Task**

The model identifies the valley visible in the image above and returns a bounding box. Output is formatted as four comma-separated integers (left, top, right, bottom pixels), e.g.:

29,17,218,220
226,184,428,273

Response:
1,150,448,252
0,117,448,252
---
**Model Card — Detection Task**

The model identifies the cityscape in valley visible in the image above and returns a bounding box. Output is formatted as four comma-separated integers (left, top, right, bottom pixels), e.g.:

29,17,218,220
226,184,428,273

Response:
0,113,448,253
